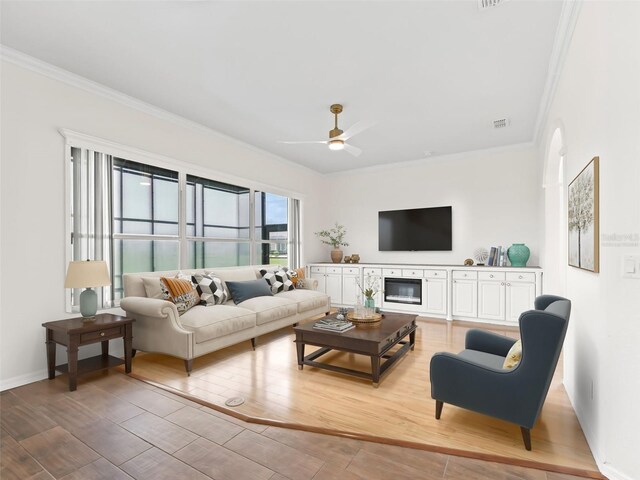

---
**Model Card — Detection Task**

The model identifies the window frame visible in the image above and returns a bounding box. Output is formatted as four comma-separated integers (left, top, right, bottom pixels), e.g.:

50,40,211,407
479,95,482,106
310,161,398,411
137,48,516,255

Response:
62,129,304,312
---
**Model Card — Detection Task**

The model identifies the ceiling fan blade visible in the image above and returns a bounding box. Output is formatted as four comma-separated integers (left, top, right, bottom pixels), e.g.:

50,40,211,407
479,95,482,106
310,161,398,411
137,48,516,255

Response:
278,140,327,145
336,120,376,141
343,143,362,157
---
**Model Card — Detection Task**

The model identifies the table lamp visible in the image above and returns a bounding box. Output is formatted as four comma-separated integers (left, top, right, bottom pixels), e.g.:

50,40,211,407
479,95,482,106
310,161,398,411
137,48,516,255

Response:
65,260,111,318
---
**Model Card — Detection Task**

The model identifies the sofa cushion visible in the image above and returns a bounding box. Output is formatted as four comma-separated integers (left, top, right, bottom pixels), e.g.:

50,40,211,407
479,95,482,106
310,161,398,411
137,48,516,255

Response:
142,277,164,299
457,349,506,370
179,305,256,344
276,289,328,313
237,296,298,326
503,339,523,369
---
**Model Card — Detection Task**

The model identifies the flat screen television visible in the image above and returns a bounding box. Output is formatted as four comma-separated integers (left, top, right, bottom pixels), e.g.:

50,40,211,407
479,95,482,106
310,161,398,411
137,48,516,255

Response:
378,206,452,251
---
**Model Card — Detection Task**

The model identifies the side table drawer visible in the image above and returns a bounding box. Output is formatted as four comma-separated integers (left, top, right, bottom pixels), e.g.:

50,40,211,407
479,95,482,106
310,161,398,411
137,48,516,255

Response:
81,326,122,344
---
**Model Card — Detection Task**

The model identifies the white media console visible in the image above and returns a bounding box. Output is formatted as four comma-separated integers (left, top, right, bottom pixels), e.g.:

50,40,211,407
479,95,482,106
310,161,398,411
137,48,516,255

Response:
307,263,543,326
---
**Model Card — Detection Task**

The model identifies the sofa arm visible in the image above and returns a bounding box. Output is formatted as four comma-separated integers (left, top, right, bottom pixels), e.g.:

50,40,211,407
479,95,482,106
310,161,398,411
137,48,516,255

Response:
298,278,319,290
120,297,179,319
119,297,194,360
465,329,516,357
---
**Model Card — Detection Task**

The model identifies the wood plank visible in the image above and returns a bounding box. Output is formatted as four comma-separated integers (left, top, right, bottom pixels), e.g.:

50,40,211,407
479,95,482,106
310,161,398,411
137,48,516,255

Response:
119,447,210,480
59,458,133,480
128,316,603,479
55,355,124,376
1,404,57,441
223,429,323,480
19,426,100,479
0,435,46,480
164,406,243,444
70,419,152,466
174,437,273,480
120,412,198,454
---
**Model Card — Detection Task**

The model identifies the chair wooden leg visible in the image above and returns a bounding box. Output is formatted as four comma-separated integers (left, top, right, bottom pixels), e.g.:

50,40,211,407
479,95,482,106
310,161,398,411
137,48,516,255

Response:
521,426,532,451
131,349,137,358
184,359,193,376
250,338,256,350
435,400,443,420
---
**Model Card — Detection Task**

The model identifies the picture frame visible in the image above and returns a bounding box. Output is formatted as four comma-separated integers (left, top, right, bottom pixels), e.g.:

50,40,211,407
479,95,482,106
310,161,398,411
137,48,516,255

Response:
568,156,599,272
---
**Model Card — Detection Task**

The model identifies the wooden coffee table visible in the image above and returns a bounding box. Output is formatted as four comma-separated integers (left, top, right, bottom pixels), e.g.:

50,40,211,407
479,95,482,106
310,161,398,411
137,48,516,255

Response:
293,312,417,387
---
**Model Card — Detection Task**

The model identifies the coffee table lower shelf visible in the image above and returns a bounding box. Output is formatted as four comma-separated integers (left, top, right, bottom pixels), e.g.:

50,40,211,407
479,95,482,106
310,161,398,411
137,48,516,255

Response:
298,339,414,387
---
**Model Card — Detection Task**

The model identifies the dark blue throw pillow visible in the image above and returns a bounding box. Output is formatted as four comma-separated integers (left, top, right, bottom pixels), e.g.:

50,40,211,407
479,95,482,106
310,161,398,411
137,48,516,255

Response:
226,279,273,304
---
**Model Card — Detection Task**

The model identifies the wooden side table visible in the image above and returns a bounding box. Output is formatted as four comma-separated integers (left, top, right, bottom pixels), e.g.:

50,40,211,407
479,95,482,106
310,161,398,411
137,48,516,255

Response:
42,313,135,391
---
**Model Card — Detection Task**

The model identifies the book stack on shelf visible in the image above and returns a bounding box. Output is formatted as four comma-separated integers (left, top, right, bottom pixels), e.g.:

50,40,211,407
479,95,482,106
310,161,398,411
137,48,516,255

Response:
487,246,509,266
313,318,355,333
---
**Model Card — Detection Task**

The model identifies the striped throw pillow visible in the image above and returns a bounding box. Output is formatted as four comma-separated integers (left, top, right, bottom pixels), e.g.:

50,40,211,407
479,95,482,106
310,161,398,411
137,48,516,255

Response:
160,277,200,315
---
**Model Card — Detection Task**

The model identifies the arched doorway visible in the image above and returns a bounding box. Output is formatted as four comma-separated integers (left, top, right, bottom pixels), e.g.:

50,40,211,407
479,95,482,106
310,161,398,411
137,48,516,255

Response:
543,127,566,295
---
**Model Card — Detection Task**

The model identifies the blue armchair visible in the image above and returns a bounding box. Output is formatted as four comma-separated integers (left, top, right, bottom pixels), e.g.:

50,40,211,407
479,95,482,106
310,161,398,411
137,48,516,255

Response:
430,295,571,450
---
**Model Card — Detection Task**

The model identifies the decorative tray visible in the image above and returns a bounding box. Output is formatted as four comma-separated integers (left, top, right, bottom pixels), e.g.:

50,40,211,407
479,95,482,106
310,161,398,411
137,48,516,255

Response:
346,311,383,325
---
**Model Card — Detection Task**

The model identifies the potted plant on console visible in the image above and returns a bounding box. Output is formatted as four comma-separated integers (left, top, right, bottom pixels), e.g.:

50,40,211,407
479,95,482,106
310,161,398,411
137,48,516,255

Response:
315,223,349,263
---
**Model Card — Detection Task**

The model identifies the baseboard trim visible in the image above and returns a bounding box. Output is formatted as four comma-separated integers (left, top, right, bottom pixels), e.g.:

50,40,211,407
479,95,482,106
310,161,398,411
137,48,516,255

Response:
0,369,48,392
600,463,636,480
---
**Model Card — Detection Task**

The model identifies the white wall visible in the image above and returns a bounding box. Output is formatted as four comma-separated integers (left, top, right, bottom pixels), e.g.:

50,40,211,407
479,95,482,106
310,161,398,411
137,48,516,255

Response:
317,146,541,266
540,2,640,479
0,60,328,389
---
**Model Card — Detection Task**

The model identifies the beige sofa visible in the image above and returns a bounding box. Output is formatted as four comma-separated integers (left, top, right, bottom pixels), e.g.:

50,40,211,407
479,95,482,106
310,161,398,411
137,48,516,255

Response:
120,265,330,375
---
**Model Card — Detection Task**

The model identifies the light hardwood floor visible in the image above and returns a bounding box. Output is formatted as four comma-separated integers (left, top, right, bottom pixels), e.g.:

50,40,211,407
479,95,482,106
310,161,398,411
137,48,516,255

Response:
128,316,602,479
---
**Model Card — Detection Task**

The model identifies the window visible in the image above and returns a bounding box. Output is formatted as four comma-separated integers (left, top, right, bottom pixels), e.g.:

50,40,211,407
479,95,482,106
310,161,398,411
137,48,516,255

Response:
112,159,180,301
255,191,289,266
186,175,251,269
66,138,301,312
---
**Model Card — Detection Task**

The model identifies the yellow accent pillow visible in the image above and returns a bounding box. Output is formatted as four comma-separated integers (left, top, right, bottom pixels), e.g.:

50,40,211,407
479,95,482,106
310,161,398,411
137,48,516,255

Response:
503,340,522,369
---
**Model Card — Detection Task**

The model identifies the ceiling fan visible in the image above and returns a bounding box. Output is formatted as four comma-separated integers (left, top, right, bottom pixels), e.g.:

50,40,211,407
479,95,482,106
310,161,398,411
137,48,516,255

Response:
279,104,374,157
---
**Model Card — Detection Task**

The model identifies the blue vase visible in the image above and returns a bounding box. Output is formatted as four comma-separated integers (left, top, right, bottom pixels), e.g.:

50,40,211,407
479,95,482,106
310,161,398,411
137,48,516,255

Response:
364,297,375,308
507,243,530,267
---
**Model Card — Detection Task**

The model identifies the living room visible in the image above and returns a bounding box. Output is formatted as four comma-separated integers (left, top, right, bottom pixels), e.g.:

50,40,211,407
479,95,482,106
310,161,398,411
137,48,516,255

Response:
1,1,639,480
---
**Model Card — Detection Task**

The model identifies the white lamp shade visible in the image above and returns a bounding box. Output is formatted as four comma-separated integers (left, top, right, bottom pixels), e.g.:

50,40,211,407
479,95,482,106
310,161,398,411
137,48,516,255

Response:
65,260,111,288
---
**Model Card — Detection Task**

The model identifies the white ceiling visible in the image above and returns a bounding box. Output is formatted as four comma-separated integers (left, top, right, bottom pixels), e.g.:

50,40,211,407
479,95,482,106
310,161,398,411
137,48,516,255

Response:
1,1,563,174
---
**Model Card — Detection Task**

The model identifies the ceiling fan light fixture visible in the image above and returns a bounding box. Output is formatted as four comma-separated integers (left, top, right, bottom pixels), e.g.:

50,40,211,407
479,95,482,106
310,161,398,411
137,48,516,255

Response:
328,139,345,151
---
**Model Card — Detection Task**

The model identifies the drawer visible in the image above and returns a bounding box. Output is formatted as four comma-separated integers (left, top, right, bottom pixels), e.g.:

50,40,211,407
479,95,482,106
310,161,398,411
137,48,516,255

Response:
506,272,535,282
343,267,360,276
80,327,122,344
310,266,325,274
424,270,446,279
326,266,342,274
383,268,401,277
452,270,477,280
401,269,423,278
478,271,506,281
363,268,382,276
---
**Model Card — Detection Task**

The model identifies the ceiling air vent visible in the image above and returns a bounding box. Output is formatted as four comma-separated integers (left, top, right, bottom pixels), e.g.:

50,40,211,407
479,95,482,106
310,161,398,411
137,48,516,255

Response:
478,0,510,11
493,118,510,129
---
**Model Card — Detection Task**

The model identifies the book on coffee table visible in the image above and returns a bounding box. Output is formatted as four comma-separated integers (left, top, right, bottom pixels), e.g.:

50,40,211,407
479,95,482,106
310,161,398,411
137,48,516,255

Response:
313,318,355,332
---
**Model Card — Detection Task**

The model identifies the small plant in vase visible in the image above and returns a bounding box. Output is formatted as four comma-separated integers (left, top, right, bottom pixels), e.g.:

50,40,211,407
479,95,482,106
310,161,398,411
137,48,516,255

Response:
315,223,349,263
356,274,380,309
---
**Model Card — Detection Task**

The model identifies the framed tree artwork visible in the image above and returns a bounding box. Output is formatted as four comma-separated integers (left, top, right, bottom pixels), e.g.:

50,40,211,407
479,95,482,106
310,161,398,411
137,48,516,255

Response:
568,156,600,272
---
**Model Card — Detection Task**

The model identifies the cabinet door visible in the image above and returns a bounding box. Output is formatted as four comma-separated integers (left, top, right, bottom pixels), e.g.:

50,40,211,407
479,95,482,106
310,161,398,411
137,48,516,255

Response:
423,278,447,315
506,282,536,322
325,274,342,305
310,273,326,294
452,279,478,318
342,275,359,306
478,280,506,321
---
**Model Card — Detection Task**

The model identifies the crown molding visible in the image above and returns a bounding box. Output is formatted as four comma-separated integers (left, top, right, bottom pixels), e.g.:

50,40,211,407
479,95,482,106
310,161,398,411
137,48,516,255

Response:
0,45,321,178
325,141,536,177
532,0,583,146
